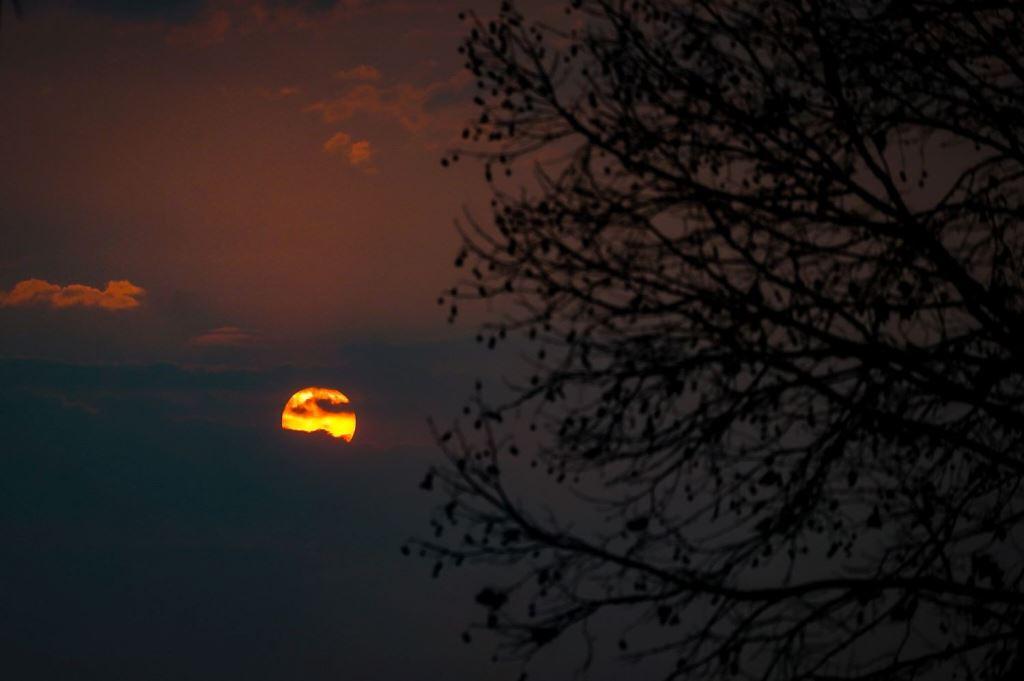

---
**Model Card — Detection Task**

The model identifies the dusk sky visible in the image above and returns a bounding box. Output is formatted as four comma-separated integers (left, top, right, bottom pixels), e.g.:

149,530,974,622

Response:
9,2,1020,679
0,1,596,678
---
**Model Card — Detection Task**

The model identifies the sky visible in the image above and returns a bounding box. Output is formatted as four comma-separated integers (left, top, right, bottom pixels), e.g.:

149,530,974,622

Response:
1,0,493,361
0,1,605,678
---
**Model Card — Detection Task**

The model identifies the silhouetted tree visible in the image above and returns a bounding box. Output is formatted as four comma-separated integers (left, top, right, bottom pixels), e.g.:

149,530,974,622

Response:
418,1,1024,679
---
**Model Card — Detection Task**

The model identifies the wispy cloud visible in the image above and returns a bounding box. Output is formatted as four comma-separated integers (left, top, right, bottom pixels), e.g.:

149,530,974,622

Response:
305,70,472,134
163,0,325,46
188,326,257,348
0,279,145,310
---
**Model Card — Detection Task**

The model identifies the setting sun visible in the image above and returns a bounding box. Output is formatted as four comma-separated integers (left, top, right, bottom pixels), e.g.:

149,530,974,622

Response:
281,387,356,442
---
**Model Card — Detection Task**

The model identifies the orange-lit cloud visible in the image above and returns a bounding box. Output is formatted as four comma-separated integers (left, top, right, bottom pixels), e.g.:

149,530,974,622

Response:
189,326,255,348
0,0,481,357
348,140,372,165
0,279,145,310
335,64,381,82
308,83,426,133
323,131,373,168
323,131,353,154
281,387,356,442
306,70,473,138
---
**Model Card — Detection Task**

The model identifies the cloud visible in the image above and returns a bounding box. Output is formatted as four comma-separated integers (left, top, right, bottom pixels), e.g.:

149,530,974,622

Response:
0,279,145,310
322,131,373,169
322,131,352,154
307,82,430,132
305,71,473,135
281,386,356,440
0,349,493,681
335,64,381,82
163,0,332,46
188,326,256,348
0,337,500,447
348,140,372,165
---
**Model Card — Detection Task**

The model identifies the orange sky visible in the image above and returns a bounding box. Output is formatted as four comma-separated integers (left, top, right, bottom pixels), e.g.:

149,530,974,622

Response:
0,0,502,364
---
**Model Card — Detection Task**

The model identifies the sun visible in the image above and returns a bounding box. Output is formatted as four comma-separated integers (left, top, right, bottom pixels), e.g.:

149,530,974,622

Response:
281,387,356,442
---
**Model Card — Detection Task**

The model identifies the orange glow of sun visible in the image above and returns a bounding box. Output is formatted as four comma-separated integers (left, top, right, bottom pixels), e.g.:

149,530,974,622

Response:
281,387,356,442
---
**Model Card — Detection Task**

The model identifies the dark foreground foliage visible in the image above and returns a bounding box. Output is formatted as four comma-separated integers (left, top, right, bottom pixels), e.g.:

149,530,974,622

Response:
418,2,1024,679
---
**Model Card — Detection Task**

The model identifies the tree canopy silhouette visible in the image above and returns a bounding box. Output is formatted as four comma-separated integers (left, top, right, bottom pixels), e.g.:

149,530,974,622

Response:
418,1,1024,679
